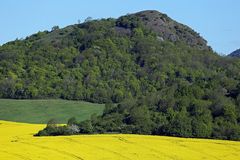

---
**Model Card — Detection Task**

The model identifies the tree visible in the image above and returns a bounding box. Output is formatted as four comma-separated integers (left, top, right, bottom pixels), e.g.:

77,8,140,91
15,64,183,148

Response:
67,117,78,126
85,17,93,22
78,120,93,134
190,100,213,138
51,25,59,31
103,103,116,116
163,109,192,137
47,119,57,127
126,105,153,134
212,117,240,140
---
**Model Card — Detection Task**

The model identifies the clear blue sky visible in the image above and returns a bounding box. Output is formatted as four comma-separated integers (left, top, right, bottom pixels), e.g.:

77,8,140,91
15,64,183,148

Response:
0,0,239,55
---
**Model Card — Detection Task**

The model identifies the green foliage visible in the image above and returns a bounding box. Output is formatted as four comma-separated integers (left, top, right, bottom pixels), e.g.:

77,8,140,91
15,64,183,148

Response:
67,117,78,126
37,94,240,140
78,120,93,134
116,15,143,29
162,108,192,137
47,119,57,128
190,100,213,137
126,106,153,134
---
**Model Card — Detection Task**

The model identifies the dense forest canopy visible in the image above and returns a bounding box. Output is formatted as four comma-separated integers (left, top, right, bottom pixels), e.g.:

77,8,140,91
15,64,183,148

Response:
0,10,240,140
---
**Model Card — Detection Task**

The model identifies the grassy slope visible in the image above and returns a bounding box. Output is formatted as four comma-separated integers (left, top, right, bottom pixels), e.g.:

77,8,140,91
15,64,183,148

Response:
0,99,104,123
0,120,239,160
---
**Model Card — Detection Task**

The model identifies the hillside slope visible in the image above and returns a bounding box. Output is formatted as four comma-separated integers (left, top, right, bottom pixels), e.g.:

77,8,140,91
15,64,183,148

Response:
0,10,215,102
0,120,240,160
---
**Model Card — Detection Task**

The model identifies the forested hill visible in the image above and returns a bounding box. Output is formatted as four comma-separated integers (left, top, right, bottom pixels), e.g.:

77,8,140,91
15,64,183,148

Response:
0,10,220,101
1,10,240,140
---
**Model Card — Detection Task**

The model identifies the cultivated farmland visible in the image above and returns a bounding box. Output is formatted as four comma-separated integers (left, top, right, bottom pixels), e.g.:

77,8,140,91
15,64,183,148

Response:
0,120,239,160
0,99,104,123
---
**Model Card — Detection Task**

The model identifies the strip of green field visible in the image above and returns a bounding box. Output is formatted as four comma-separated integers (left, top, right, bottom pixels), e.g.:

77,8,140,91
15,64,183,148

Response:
0,99,104,124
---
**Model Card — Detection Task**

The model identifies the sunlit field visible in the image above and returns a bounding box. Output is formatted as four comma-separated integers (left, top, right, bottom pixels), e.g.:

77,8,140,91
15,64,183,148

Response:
0,120,239,160
0,99,104,123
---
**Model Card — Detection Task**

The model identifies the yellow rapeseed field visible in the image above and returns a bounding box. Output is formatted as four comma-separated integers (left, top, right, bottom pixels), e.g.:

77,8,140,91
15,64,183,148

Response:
0,120,239,160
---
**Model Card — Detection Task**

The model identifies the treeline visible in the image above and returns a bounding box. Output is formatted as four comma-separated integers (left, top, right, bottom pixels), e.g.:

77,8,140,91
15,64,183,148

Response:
1,11,240,140
36,93,240,140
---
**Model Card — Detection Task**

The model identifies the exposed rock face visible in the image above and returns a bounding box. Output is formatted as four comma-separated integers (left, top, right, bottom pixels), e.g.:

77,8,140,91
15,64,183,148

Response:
119,10,210,50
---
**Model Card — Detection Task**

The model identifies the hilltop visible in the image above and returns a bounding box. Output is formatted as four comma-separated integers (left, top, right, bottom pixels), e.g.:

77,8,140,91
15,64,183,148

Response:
229,48,240,58
120,10,210,50
0,10,240,140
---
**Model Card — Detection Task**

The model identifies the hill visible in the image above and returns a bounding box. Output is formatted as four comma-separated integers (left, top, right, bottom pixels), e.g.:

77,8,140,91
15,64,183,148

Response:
0,10,240,140
228,48,240,58
0,99,104,123
0,120,240,160
0,10,213,102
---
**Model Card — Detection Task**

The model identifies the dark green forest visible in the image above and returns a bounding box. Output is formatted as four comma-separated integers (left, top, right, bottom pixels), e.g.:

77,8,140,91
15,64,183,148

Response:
0,10,240,140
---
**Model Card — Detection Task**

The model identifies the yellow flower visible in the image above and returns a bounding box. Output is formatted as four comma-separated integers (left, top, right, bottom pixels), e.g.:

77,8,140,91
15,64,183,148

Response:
0,120,239,160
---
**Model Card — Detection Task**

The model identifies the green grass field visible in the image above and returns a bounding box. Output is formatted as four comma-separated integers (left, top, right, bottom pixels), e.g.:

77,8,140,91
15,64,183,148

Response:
0,99,105,124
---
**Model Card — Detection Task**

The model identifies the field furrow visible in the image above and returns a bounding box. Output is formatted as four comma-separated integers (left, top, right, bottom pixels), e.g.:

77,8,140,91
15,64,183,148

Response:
0,120,239,160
